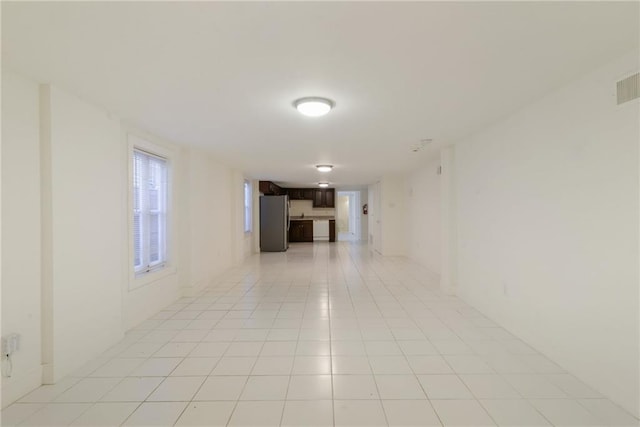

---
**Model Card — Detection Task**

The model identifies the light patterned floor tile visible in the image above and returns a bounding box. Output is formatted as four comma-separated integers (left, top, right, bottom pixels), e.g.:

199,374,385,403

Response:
7,243,633,427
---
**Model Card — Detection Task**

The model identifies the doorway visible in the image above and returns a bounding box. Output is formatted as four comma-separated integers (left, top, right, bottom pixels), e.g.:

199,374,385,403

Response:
336,191,361,241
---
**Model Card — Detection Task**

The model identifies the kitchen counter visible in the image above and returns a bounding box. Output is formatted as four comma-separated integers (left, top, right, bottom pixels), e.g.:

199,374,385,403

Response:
290,216,335,220
288,217,336,242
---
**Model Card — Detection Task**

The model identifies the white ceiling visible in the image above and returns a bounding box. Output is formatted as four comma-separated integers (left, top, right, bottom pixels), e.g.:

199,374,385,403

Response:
3,2,638,187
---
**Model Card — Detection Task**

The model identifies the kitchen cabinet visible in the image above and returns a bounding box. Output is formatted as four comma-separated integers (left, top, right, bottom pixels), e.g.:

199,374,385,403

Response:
325,189,335,208
259,181,283,196
287,188,303,200
289,221,302,243
313,190,324,207
312,189,335,208
289,222,302,242
289,220,313,242
283,188,315,201
302,221,313,241
329,220,336,242
271,186,334,207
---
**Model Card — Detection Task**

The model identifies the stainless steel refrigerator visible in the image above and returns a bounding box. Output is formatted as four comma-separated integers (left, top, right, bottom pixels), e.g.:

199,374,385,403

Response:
259,195,289,252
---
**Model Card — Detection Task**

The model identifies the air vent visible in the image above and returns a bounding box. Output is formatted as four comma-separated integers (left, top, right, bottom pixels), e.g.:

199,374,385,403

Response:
617,72,639,105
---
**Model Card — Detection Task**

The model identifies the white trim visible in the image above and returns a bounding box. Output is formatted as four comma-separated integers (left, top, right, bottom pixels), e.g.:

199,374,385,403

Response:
127,134,176,290
128,133,174,159
131,264,177,289
243,179,253,233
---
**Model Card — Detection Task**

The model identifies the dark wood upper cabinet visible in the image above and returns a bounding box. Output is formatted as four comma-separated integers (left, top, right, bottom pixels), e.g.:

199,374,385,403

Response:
303,189,315,200
312,189,335,208
268,186,334,207
324,189,335,208
259,181,271,194
273,183,283,195
259,181,283,196
282,188,321,202
313,189,324,207
288,189,303,200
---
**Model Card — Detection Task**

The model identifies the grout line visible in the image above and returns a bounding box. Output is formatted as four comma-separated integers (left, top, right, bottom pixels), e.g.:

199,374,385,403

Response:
12,242,637,426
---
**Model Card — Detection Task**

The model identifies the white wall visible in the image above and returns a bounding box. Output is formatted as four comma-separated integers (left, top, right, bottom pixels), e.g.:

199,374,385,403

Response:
439,146,457,295
407,155,441,275
180,148,235,296
380,175,408,256
43,86,126,381
368,182,382,253
1,69,43,406
2,71,249,404
360,189,368,242
289,200,335,218
454,51,639,416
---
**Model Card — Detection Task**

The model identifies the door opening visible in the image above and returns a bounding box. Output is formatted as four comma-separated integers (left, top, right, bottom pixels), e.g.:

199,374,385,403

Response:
336,191,361,241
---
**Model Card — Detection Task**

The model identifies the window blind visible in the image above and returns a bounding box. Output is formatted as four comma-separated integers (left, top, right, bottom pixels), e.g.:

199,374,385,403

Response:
133,149,168,274
244,180,252,232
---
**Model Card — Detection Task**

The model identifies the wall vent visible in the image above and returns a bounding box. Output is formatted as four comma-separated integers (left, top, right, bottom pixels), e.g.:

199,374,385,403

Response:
617,72,639,105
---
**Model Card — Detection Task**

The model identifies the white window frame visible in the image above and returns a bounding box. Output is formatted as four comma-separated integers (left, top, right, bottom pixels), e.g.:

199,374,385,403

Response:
244,180,252,233
133,149,167,274
128,134,175,290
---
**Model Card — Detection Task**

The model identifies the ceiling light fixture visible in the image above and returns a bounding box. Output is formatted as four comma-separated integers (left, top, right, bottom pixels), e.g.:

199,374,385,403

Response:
294,97,334,117
315,165,333,172
318,182,329,188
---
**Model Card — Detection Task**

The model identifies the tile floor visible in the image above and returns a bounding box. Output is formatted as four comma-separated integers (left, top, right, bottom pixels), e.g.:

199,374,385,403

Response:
2,242,639,426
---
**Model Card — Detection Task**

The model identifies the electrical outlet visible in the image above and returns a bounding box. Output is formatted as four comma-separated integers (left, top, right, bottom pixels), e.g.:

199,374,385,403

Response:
2,334,20,355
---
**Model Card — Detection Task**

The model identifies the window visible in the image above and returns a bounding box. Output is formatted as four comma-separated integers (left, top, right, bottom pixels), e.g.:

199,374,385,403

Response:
244,180,252,233
133,149,168,274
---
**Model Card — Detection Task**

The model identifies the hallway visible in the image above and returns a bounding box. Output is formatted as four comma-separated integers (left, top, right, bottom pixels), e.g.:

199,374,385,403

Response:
2,243,637,426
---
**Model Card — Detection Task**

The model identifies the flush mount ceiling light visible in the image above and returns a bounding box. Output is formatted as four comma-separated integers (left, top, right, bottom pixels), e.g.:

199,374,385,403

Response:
315,165,333,172
294,97,334,117
318,182,329,188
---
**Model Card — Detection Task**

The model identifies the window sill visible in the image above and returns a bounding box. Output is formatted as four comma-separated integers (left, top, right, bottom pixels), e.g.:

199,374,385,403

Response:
129,265,177,291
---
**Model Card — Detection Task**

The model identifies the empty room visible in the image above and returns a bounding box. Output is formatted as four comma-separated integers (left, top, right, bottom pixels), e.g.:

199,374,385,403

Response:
1,1,639,426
